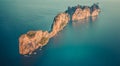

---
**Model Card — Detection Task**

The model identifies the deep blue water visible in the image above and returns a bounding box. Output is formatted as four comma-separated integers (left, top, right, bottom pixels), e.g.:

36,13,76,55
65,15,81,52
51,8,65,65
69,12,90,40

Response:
0,0,120,66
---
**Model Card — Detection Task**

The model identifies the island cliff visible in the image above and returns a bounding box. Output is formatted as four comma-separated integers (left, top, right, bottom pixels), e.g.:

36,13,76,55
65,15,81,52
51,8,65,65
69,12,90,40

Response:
19,3,100,55
50,13,70,37
66,3,100,21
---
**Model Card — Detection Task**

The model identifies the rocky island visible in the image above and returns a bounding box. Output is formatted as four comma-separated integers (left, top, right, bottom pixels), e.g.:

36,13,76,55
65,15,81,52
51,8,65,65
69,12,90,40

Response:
19,13,70,55
19,3,100,55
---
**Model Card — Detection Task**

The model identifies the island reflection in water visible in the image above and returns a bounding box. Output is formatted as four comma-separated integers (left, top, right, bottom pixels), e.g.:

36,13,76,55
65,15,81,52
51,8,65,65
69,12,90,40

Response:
72,16,98,29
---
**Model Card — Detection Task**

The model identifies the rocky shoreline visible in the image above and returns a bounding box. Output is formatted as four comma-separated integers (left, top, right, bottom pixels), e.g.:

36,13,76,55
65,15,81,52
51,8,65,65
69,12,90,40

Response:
19,3,100,55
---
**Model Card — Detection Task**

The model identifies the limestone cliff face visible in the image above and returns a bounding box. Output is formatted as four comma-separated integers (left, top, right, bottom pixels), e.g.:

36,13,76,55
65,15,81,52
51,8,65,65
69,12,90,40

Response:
83,7,91,18
72,6,91,21
91,4,100,16
72,3,100,21
19,30,50,55
91,9,100,16
50,13,70,37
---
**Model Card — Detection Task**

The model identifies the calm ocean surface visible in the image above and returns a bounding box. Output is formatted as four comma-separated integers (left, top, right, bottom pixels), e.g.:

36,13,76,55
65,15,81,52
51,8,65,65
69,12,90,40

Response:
0,0,120,66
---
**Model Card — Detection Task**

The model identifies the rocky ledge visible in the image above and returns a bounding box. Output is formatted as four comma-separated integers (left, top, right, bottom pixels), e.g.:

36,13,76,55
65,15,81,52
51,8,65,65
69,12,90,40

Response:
19,3,100,55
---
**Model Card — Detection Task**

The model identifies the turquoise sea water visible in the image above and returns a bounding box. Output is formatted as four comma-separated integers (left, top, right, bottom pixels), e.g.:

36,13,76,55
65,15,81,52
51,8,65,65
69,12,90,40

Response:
0,0,120,66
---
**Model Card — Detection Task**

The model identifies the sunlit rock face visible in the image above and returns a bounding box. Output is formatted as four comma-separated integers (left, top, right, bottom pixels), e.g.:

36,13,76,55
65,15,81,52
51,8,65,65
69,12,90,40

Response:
72,3,100,21
83,6,91,18
19,30,50,55
72,6,91,21
72,7,84,21
50,13,70,37
91,3,100,16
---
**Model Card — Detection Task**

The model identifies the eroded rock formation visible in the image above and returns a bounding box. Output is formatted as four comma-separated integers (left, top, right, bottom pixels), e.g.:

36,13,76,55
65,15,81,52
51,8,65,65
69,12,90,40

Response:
72,6,91,21
66,3,100,21
19,30,50,55
50,13,70,37
91,3,100,16
19,3,100,55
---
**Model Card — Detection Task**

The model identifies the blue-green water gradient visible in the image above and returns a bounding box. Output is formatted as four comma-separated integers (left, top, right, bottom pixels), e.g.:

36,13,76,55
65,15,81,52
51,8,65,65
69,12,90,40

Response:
0,0,120,66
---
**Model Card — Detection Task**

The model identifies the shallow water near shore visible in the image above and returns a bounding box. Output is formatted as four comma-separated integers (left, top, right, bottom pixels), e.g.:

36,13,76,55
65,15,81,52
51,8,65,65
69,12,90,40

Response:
0,0,120,66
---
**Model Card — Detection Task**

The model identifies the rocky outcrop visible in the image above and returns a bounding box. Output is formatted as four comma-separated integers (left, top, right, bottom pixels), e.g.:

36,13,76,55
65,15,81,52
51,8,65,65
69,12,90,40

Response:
50,13,70,37
66,3,100,21
19,3,100,55
19,30,50,55
72,6,91,21
91,3,100,16
19,13,70,55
